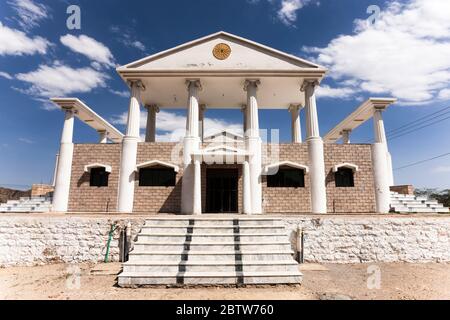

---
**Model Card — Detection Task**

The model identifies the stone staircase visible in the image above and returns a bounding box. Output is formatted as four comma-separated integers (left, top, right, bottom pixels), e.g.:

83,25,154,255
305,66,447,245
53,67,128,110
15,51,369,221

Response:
390,192,449,214
0,196,52,213
118,217,302,286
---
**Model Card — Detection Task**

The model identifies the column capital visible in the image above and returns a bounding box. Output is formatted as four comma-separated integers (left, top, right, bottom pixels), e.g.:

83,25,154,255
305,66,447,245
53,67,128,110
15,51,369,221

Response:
144,104,160,113
200,104,207,111
244,79,261,91
288,104,303,113
241,104,247,112
127,79,146,91
300,79,320,92
186,79,202,91
340,129,352,135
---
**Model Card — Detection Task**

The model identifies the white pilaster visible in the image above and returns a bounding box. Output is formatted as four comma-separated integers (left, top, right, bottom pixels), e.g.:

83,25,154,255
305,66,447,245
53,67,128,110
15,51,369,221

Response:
244,80,262,214
98,130,107,144
341,130,351,144
118,80,145,213
52,108,75,212
181,80,202,215
372,108,391,213
144,104,159,143
289,104,302,143
301,79,327,214
242,160,252,214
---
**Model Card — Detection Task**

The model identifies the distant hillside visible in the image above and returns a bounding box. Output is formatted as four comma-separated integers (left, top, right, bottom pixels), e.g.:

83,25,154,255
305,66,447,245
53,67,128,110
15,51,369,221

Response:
0,187,31,204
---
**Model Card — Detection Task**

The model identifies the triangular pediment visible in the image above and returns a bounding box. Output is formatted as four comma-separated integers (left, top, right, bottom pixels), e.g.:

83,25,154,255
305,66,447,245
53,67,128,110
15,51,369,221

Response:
118,31,322,72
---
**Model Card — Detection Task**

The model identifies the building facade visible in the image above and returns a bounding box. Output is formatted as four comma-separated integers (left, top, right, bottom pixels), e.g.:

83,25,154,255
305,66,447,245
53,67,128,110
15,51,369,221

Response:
51,32,396,214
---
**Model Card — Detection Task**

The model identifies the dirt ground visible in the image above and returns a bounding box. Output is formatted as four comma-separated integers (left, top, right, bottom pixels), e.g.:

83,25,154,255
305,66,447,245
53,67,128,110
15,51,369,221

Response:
1,262,449,300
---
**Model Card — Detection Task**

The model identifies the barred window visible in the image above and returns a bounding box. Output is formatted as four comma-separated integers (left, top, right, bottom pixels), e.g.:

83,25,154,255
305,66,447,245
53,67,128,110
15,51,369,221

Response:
90,167,109,187
335,168,355,187
267,168,305,188
139,168,176,187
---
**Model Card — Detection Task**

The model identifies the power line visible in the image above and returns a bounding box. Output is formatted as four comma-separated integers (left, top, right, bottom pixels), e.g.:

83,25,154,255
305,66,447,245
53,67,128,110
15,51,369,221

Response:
386,105,450,135
387,110,450,138
394,152,450,171
388,114,450,141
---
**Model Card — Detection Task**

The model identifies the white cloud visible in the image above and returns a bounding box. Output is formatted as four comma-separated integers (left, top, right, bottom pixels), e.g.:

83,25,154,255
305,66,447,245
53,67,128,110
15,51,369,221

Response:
0,71,13,80
18,137,34,144
60,34,116,68
305,0,450,104
110,89,129,98
438,88,450,100
16,62,108,97
111,110,242,142
8,0,49,30
277,0,311,26
433,166,450,173
0,22,50,56
316,84,356,99
110,26,147,52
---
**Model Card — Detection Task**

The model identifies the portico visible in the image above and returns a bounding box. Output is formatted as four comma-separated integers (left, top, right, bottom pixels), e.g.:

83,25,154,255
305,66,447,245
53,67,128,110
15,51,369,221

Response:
50,31,397,215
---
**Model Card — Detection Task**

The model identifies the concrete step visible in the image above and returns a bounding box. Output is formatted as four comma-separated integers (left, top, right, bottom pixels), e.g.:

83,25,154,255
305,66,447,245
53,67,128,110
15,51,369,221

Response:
127,250,295,262
143,218,284,227
123,260,299,273
118,271,302,286
137,234,288,243
133,241,292,252
140,225,285,234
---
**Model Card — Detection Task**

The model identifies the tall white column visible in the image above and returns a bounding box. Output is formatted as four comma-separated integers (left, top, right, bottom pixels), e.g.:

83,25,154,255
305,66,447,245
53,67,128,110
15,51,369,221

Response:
289,104,302,143
242,160,252,214
98,130,107,144
193,159,202,215
301,79,327,214
199,104,206,142
52,108,75,212
244,80,262,214
118,80,145,213
241,104,248,136
144,104,159,142
181,80,202,214
52,153,60,187
341,130,351,144
372,108,391,213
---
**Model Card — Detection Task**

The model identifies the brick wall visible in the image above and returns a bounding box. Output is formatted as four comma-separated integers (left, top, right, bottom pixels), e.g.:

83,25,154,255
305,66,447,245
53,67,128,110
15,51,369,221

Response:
68,142,377,214
390,185,415,195
133,143,182,213
324,144,376,213
69,144,121,212
31,184,54,197
262,143,312,213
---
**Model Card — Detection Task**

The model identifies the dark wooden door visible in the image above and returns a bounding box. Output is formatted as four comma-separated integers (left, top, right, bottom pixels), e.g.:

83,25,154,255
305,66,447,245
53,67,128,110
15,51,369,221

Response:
206,169,238,213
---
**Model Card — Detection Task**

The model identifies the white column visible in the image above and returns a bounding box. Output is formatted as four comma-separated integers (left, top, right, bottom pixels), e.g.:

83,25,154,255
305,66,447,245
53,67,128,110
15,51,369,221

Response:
241,104,248,136
289,104,302,143
52,153,59,187
144,104,159,143
341,130,351,144
244,80,262,214
181,80,202,214
52,108,75,212
301,79,327,214
98,130,107,144
242,160,252,214
193,159,202,215
372,108,390,213
118,80,145,213
199,104,206,142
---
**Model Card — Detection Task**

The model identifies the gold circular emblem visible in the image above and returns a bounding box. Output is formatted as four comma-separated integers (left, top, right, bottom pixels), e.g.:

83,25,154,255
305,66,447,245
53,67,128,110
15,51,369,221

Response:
213,43,231,60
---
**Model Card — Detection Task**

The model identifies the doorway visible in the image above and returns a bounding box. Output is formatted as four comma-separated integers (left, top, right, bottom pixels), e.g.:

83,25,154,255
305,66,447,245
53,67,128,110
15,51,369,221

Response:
206,168,238,213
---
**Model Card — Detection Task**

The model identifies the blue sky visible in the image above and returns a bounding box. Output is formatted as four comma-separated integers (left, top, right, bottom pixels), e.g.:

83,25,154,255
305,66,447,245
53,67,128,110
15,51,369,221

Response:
0,0,449,190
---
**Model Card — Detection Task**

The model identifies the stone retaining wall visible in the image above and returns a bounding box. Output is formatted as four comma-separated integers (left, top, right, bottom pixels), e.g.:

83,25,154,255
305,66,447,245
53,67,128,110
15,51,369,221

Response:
0,215,449,267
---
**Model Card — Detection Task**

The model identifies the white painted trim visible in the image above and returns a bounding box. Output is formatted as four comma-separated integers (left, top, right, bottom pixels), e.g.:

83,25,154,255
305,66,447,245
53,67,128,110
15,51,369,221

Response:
264,161,309,174
135,160,180,173
84,163,112,173
333,163,359,173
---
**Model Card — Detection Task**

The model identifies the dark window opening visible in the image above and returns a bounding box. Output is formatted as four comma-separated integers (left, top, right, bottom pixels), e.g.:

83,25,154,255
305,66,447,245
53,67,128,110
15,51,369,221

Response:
139,167,176,187
335,168,355,187
90,167,109,187
267,167,305,188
